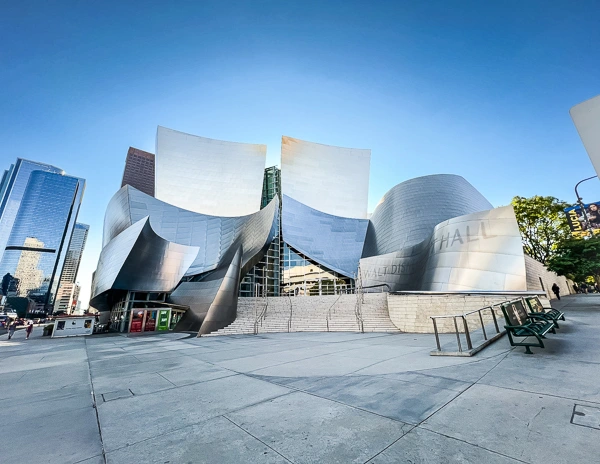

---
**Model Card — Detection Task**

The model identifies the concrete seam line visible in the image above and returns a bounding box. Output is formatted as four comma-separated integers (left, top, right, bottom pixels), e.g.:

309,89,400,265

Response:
243,374,416,427
474,382,600,406
222,415,296,463
101,391,296,455
413,426,529,464
362,423,416,463
412,349,513,429
85,337,107,464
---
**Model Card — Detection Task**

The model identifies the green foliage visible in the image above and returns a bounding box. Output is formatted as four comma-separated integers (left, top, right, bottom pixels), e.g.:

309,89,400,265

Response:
5,297,29,318
511,196,571,264
546,236,600,282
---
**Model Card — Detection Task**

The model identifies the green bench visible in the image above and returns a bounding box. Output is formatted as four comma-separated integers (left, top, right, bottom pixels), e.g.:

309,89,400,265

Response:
524,296,565,328
500,299,556,354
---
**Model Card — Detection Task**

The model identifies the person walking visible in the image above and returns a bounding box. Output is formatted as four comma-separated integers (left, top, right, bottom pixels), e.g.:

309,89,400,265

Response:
552,283,561,300
25,321,33,340
7,319,17,340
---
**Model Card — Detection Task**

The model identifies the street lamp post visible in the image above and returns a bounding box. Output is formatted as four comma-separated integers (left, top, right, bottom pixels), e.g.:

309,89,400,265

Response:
575,175,598,234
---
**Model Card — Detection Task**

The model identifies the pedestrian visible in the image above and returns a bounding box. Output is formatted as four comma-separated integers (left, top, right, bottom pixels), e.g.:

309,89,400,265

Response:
552,283,561,300
25,321,33,340
573,283,579,293
7,319,17,340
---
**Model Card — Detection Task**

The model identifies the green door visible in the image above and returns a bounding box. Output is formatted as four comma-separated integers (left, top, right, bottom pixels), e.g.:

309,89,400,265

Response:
157,310,170,331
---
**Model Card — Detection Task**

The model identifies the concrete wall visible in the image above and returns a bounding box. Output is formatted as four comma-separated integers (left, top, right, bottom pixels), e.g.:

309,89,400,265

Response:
387,292,549,334
524,255,573,299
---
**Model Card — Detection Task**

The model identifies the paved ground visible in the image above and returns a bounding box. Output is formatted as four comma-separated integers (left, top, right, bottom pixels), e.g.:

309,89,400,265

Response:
1,294,599,463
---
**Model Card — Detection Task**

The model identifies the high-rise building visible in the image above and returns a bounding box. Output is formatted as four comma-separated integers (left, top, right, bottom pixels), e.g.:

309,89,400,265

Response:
0,160,85,312
0,159,64,259
58,223,89,285
121,147,155,197
54,222,89,313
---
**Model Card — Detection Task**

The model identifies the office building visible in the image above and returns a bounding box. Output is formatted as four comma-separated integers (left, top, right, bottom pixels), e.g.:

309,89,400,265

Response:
0,160,85,312
121,147,155,197
54,222,89,313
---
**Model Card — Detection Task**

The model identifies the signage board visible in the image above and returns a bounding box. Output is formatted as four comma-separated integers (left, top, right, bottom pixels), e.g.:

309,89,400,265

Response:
564,202,600,237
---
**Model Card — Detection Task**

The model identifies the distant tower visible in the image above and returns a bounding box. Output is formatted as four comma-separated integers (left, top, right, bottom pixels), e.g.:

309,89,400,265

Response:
121,147,155,196
54,223,89,314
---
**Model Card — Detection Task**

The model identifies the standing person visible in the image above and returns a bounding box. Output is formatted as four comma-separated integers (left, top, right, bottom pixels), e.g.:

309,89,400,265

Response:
25,321,33,340
7,319,17,340
552,283,561,300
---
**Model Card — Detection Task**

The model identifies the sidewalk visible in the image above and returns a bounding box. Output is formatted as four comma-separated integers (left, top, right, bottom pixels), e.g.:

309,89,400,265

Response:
0,294,598,463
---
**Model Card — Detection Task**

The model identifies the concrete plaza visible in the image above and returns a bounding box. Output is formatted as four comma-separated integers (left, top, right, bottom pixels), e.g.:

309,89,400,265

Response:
1,294,599,463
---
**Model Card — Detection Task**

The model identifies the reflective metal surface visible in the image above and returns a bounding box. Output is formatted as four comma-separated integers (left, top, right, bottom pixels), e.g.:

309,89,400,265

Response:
281,136,370,219
155,126,266,216
92,185,279,334
363,174,493,257
281,194,368,278
360,206,526,292
90,217,200,310
571,95,600,178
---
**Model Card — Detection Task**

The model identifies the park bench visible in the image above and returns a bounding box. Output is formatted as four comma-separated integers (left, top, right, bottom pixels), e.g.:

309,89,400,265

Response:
500,299,556,354
524,296,565,328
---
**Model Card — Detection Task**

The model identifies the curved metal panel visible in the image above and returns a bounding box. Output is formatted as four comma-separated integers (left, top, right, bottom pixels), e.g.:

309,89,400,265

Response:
281,136,370,219
155,126,266,216
90,217,199,310
363,174,493,257
103,186,279,276
281,194,368,278
571,95,600,178
360,206,526,292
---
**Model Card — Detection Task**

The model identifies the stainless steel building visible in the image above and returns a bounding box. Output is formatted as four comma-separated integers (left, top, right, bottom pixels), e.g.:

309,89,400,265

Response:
91,129,527,335
571,94,600,178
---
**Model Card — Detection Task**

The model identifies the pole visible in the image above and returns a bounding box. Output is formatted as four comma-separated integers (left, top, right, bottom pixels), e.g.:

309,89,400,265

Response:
575,175,598,235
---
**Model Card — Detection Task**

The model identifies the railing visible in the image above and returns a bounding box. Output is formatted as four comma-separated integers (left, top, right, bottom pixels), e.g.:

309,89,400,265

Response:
430,299,519,355
326,293,343,332
287,294,293,333
253,295,268,335
362,283,391,293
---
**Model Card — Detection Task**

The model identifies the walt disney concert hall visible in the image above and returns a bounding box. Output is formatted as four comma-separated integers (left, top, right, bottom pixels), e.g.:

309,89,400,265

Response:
90,127,526,335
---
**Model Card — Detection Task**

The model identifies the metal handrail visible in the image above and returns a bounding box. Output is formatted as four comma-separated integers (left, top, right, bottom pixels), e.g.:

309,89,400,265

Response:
253,295,268,335
325,293,343,332
431,300,513,353
286,294,293,333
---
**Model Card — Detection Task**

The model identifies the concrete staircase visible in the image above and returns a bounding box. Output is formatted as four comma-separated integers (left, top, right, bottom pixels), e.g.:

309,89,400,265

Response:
204,293,399,336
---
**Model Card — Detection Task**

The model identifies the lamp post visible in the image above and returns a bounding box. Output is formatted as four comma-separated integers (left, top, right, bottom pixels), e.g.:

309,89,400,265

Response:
575,175,598,234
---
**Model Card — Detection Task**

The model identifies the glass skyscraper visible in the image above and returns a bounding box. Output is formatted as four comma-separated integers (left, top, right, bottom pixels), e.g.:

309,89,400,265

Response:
54,222,89,313
0,159,85,312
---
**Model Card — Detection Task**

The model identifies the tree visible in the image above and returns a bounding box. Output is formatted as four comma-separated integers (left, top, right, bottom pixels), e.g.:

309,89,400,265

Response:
546,236,600,283
511,196,571,264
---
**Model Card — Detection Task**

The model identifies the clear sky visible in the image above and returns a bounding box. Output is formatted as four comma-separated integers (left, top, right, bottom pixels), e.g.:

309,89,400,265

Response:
2,0,599,308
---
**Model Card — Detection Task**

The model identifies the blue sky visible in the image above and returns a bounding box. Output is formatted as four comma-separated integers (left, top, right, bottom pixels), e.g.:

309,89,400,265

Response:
1,0,599,307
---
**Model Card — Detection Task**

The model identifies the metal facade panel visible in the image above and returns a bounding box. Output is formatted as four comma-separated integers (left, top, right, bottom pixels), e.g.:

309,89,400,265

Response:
281,136,370,219
281,194,368,278
363,174,493,257
360,206,526,292
155,126,266,216
102,186,278,277
571,95,600,178
90,217,199,306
